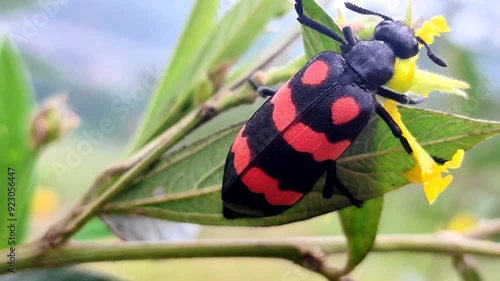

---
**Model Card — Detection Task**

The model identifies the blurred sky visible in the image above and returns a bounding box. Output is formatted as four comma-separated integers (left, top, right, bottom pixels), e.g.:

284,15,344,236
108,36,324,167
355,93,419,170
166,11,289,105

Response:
2,1,189,89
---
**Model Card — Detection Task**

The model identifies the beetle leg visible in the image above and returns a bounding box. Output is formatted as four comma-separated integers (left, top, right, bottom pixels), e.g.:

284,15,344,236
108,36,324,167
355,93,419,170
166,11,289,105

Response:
256,87,277,98
377,86,425,105
294,0,347,46
248,78,277,98
324,161,364,208
374,102,413,155
374,102,447,164
323,163,335,199
342,26,359,45
432,156,446,164
340,26,359,53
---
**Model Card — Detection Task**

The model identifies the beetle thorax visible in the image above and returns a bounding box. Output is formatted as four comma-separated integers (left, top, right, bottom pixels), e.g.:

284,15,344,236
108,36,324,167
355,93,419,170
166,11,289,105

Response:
342,40,396,88
341,20,421,89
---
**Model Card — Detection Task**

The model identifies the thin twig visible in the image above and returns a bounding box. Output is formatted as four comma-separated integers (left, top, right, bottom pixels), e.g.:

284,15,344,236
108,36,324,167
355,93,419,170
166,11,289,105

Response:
2,232,499,278
463,218,500,239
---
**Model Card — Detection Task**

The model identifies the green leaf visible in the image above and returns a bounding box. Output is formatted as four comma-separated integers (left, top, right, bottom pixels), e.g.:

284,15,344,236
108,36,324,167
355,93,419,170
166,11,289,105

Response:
101,108,500,226
167,0,220,83
129,0,219,153
207,0,289,70
131,0,288,152
0,37,35,248
301,0,344,58
0,268,118,281
339,197,383,274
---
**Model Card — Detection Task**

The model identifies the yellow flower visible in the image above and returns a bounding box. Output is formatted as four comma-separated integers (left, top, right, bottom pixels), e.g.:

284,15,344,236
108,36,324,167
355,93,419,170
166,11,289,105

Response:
386,16,469,97
383,101,464,203
32,187,60,220
383,15,470,204
410,70,469,97
447,213,478,232
415,16,451,45
386,56,417,93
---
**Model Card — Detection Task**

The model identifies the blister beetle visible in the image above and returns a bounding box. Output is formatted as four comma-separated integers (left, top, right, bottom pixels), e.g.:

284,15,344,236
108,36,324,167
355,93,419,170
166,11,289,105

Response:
221,0,447,218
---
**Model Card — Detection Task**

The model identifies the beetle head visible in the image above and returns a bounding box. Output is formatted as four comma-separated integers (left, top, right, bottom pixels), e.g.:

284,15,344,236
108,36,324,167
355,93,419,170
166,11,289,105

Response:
345,2,447,67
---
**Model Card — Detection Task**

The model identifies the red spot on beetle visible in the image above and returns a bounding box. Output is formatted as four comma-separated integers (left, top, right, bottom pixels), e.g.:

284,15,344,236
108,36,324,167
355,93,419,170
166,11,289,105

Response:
283,123,351,162
242,167,303,206
271,82,296,131
301,60,329,86
231,125,250,174
232,123,303,206
331,97,360,125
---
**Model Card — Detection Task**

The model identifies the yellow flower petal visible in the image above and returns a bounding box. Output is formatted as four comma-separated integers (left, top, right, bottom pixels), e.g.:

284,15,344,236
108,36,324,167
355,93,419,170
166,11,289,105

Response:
410,70,469,97
421,174,453,204
415,15,451,44
445,149,465,169
384,15,469,98
383,100,464,204
379,15,468,205
386,59,469,97
386,57,417,93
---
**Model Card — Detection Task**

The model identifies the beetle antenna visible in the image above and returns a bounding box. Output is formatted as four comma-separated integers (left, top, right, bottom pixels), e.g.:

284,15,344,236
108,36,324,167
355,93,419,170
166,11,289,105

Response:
344,2,394,21
295,0,347,45
416,37,447,67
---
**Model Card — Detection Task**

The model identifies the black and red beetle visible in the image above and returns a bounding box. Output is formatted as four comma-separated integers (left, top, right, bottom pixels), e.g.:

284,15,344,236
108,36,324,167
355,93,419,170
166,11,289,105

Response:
221,0,447,218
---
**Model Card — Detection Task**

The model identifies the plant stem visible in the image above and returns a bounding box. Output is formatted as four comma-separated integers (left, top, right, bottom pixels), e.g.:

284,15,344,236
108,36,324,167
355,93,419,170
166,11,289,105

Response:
463,218,500,239
41,84,258,247
3,233,500,277
372,233,500,256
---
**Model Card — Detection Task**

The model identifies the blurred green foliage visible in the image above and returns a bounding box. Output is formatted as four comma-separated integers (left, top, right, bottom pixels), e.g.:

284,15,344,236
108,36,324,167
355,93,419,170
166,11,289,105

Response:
131,0,289,152
0,38,35,249
0,1,39,15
